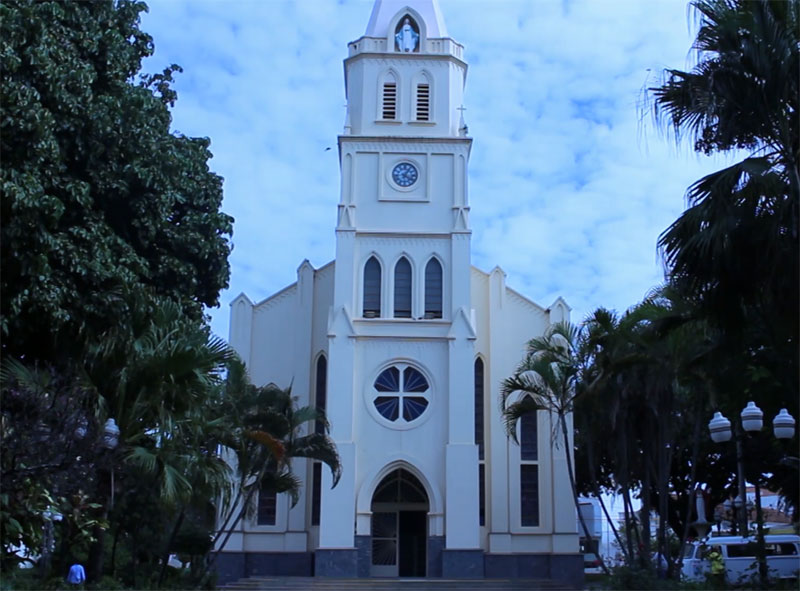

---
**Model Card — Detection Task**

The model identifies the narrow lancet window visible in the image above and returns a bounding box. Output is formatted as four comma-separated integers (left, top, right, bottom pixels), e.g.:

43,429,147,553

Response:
424,258,443,319
314,354,327,435
474,358,485,460
476,357,486,526
364,256,382,318
520,398,540,526
394,257,412,318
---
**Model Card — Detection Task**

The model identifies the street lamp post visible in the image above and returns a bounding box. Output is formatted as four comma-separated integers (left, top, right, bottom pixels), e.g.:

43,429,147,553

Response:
102,419,120,508
708,404,796,587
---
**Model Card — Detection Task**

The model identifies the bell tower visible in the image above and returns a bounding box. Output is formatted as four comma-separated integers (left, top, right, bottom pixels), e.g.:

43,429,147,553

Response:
318,0,483,578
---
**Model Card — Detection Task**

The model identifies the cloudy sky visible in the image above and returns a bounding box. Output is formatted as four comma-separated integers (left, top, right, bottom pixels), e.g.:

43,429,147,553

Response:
140,0,731,340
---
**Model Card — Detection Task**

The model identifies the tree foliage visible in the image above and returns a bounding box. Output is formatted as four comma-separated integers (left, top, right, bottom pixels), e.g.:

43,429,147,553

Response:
650,0,798,397
0,0,233,363
0,1,243,584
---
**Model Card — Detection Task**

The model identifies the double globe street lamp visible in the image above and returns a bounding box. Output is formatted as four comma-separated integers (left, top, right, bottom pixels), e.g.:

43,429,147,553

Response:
708,403,796,585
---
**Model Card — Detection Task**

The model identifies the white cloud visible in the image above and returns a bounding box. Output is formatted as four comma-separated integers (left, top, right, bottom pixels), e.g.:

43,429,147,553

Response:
140,0,728,339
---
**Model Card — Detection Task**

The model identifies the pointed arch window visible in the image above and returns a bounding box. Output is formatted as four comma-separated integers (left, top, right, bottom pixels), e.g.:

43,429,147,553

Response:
475,358,486,525
314,355,327,435
474,359,485,460
520,399,540,527
394,257,412,318
424,258,443,319
381,73,398,120
363,257,382,318
312,353,327,526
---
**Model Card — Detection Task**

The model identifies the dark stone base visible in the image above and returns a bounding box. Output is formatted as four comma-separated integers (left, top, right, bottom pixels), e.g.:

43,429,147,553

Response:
215,552,313,585
314,548,359,577
215,552,246,586
215,548,582,587
427,536,444,577
355,535,371,578
550,553,585,589
442,549,485,578
485,553,584,588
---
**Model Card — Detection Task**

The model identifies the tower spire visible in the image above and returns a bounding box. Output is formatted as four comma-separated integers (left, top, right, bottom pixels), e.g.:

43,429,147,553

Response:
364,0,448,38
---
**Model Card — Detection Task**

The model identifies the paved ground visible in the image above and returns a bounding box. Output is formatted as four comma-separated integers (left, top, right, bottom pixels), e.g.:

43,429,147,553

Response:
220,577,579,590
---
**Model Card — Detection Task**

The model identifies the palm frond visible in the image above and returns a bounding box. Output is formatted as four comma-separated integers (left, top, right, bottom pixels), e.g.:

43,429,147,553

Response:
0,357,49,395
125,446,158,474
287,433,342,487
244,430,286,462
161,462,193,504
501,396,546,444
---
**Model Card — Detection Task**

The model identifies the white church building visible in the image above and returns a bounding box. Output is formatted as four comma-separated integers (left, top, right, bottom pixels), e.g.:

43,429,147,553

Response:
221,0,581,585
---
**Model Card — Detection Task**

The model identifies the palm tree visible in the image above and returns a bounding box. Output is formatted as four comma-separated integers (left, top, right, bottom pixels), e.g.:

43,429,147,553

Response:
650,3,800,544
500,322,610,575
650,0,798,395
203,360,341,582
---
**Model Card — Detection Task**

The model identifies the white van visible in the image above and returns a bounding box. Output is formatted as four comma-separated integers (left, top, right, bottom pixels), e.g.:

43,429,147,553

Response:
681,535,800,583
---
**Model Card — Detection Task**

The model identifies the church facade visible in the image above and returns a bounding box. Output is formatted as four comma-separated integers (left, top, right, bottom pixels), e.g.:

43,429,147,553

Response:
221,0,581,585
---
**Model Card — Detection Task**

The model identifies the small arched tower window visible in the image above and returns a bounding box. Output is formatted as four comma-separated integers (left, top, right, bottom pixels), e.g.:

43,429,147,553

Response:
394,16,420,53
381,72,398,120
394,257,412,318
424,258,443,319
415,73,431,122
364,256,382,318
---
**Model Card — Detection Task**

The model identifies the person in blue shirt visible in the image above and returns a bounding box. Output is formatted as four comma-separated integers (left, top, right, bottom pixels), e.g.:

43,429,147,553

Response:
66,563,85,588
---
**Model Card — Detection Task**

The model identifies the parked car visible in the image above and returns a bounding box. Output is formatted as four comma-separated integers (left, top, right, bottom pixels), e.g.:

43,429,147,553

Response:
681,535,800,583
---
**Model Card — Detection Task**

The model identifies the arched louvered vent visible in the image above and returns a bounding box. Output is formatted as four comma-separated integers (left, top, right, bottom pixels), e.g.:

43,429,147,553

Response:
415,83,430,121
382,78,397,120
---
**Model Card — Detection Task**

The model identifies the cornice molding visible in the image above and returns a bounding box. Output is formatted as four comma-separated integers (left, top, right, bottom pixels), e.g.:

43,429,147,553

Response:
339,137,472,153
344,53,467,70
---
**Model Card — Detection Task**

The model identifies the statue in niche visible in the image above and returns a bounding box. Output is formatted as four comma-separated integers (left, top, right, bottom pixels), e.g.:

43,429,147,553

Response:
395,18,419,52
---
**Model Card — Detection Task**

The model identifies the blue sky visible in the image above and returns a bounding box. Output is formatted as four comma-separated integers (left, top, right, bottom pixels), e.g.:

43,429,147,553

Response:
139,0,729,340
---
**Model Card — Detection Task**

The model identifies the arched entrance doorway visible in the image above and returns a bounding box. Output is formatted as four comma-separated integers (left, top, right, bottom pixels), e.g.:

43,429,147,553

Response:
370,468,428,577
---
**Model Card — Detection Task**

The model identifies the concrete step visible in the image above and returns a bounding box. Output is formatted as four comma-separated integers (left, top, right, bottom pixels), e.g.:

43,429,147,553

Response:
220,577,577,591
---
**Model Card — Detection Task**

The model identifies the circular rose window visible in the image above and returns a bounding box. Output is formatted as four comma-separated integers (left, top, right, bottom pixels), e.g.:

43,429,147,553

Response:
371,364,430,425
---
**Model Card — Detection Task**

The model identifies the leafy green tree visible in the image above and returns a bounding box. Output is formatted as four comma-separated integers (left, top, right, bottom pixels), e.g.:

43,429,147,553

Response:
1,0,233,364
0,359,102,573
